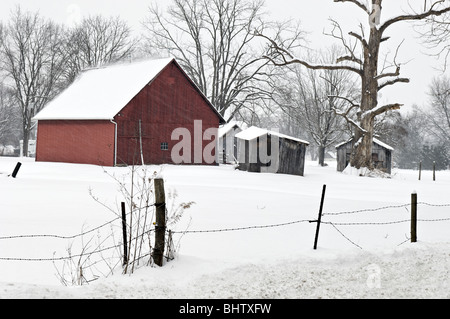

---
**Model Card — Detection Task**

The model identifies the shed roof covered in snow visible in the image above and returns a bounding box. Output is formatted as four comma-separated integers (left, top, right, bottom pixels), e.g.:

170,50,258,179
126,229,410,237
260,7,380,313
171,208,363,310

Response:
335,137,394,151
218,121,246,138
33,57,224,122
235,126,309,145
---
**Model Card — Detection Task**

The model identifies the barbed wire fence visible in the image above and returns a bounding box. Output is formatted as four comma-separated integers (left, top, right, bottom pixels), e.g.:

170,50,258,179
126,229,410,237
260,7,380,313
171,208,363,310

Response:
1,183,450,283
321,202,450,249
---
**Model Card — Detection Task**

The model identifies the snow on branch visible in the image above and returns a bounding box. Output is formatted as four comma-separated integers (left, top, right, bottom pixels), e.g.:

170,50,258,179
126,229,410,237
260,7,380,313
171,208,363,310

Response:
378,77,410,91
360,103,403,119
327,95,367,134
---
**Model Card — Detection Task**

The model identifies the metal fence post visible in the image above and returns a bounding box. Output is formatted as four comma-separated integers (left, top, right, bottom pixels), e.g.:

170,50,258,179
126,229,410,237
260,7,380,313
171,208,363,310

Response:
313,184,326,250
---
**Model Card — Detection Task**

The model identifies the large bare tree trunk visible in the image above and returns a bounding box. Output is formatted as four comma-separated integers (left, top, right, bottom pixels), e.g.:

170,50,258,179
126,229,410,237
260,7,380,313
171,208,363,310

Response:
351,25,381,169
257,0,450,172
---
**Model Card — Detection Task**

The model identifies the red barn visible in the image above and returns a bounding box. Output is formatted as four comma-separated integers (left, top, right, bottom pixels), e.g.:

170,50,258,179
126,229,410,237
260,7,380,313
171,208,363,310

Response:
33,58,225,166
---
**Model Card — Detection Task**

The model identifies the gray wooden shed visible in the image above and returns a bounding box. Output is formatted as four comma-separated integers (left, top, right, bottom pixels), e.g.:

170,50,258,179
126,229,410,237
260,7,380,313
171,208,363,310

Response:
235,126,309,176
335,137,393,174
218,121,244,164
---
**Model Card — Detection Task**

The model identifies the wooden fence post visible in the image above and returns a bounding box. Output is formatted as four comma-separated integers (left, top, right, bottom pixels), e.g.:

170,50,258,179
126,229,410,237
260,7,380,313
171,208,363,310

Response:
418,161,422,180
433,161,436,181
153,178,166,267
411,192,417,243
121,202,128,266
11,162,22,178
313,184,326,250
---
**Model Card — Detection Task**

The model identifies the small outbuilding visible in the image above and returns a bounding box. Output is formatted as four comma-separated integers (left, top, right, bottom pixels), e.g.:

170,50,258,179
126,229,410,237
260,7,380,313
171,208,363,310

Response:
33,57,225,166
218,121,244,164
335,137,393,174
235,126,309,176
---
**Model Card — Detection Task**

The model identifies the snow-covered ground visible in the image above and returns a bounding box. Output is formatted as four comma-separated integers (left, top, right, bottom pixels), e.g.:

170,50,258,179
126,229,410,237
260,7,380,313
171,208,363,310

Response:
1,157,450,299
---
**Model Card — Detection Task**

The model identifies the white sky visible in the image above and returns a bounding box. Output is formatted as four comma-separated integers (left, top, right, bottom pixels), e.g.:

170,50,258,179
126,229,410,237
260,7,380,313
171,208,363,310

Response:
0,0,448,112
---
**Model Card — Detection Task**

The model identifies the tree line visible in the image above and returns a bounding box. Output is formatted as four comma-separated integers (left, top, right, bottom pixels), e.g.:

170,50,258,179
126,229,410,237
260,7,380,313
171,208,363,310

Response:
0,0,449,170
0,6,138,155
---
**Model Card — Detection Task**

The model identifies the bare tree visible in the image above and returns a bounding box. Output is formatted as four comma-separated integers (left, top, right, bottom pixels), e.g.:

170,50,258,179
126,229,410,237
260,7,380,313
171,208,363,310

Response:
0,6,67,156
418,2,450,69
0,82,21,147
142,0,304,120
64,15,138,84
422,76,450,147
387,106,427,169
275,46,359,166
257,0,450,172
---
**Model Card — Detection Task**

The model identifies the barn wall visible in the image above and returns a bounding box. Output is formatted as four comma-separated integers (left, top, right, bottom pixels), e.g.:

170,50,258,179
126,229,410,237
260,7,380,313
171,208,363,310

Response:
115,61,220,165
36,120,115,166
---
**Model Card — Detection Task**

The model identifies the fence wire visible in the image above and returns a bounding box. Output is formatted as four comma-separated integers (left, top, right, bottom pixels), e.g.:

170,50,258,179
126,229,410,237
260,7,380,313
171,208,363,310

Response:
0,217,122,241
170,219,312,234
323,203,411,216
0,201,449,262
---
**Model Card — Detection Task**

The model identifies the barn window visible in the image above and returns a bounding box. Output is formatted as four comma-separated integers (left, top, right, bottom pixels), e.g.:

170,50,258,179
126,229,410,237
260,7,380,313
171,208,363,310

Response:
161,142,169,151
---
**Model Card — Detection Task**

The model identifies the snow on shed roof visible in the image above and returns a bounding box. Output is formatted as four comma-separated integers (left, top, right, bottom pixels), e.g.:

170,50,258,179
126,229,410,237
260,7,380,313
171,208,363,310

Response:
335,137,394,151
33,57,220,121
373,138,394,151
235,126,309,145
218,121,246,138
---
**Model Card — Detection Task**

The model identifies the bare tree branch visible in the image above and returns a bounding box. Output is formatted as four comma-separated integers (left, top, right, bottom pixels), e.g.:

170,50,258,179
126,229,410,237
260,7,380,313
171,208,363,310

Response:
333,0,370,14
378,78,410,91
143,0,305,119
256,30,363,76
380,3,450,35
258,0,450,170
64,15,137,84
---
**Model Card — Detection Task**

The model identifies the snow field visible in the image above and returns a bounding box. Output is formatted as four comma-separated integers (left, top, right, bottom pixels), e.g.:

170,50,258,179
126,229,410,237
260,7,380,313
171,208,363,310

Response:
0,157,449,298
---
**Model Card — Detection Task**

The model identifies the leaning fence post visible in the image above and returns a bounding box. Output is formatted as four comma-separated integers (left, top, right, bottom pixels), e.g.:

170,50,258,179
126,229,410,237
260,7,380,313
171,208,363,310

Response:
411,192,417,243
11,162,22,178
121,202,128,266
153,178,166,267
313,184,326,250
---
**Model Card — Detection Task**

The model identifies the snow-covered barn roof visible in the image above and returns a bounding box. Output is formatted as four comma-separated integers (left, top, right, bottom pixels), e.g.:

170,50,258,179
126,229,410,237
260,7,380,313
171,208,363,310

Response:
235,126,309,145
33,57,225,123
